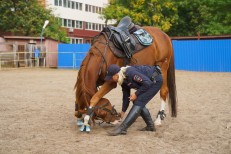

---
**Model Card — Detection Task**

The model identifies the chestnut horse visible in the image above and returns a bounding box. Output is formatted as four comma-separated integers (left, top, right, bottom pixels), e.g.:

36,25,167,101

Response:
74,26,177,131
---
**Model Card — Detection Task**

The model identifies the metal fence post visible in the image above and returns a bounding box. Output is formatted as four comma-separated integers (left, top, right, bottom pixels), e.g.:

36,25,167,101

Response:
73,52,75,69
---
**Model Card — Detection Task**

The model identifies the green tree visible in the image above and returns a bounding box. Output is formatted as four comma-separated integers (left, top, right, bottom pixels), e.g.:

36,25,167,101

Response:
198,0,231,35
102,0,178,32
168,0,231,36
0,0,68,42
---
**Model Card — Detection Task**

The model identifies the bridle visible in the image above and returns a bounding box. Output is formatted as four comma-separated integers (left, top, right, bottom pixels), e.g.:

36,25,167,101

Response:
92,32,112,77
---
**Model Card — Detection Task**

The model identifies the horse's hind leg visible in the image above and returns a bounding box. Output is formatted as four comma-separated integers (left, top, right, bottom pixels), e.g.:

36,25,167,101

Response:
155,61,168,125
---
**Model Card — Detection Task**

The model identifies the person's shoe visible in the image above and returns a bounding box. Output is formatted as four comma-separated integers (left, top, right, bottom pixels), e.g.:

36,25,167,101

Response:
107,105,142,136
138,126,155,131
138,107,156,132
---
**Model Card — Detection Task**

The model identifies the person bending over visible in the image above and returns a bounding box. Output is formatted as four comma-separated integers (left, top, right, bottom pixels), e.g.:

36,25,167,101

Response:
105,64,163,136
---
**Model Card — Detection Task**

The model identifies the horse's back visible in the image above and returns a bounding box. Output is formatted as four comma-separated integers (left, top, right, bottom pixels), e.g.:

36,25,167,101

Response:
133,26,172,65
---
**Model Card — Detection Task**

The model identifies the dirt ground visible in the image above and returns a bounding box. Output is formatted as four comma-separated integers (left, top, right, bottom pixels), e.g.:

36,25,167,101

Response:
0,68,230,154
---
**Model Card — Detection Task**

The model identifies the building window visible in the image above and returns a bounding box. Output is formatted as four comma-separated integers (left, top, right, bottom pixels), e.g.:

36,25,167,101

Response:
100,24,105,31
93,6,95,13
86,22,92,30
63,0,67,7
68,0,71,8
71,38,75,44
96,6,98,13
76,21,82,29
68,19,72,27
96,24,98,31
92,23,95,30
89,5,91,12
70,38,83,44
98,24,101,31
77,39,83,44
76,2,79,10
54,0,58,6
72,20,75,28
85,4,88,12
59,0,62,6
63,19,67,27
71,1,75,9
79,3,82,10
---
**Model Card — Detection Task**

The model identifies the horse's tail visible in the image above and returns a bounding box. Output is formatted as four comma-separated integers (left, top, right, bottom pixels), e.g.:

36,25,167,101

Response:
167,47,177,117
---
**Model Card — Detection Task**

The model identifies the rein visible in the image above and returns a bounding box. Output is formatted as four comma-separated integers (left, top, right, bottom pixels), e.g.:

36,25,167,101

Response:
94,42,108,76
92,32,115,77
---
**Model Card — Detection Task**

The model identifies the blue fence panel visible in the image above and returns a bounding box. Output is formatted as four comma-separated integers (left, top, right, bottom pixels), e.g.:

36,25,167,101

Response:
172,39,231,72
58,44,90,69
58,40,231,72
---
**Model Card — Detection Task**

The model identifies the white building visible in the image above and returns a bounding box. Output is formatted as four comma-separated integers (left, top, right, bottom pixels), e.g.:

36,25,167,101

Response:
44,0,111,44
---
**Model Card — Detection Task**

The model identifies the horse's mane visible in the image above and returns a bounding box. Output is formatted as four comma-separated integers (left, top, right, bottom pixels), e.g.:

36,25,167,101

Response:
74,34,108,108
74,52,94,107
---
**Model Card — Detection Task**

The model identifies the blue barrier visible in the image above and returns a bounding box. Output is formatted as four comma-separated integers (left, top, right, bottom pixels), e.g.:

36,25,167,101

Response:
58,40,231,72
58,44,90,69
172,39,231,72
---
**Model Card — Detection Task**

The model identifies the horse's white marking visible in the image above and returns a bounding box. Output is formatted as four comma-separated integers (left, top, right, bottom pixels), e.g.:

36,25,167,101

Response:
155,115,162,125
154,99,166,125
160,99,166,111
83,115,90,126
110,120,120,125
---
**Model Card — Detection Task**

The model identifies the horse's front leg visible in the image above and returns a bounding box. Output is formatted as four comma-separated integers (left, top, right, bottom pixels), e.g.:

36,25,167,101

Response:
80,81,117,132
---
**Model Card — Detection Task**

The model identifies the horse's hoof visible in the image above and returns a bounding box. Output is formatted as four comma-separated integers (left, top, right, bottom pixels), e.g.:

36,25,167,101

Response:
80,125,85,132
154,118,161,126
79,125,91,132
85,126,91,132
76,119,84,126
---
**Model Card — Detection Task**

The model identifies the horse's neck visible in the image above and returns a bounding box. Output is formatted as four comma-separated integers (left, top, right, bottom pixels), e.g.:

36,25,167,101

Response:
76,53,99,106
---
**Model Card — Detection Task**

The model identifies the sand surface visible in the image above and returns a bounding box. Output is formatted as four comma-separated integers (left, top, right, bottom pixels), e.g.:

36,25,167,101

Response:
0,68,230,154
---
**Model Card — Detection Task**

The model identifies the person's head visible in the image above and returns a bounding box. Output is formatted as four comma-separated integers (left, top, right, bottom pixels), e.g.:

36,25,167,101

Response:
105,64,120,82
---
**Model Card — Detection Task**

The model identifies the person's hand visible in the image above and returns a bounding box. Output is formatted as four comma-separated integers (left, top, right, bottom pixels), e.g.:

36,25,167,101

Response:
120,111,125,119
129,93,137,101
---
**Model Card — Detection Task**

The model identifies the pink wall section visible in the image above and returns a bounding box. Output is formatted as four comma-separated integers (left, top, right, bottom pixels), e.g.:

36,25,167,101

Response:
0,36,59,67
45,39,58,67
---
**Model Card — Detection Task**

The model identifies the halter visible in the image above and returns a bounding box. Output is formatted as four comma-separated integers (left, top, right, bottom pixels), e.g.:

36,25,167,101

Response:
92,101,119,125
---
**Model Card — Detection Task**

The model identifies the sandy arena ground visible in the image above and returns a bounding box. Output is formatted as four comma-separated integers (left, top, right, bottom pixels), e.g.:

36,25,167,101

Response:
0,68,230,154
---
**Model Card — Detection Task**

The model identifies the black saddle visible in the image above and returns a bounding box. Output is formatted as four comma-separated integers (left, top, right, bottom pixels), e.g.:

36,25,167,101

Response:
101,16,151,63
105,16,136,59
117,16,134,31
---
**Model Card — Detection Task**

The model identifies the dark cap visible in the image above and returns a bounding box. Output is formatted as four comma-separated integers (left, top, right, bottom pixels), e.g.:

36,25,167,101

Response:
105,64,121,81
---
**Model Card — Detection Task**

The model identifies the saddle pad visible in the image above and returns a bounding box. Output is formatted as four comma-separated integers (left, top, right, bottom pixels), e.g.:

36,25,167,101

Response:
134,29,153,46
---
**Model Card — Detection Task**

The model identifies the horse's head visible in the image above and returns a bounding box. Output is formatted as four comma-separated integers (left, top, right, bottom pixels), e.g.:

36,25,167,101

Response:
92,98,121,124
